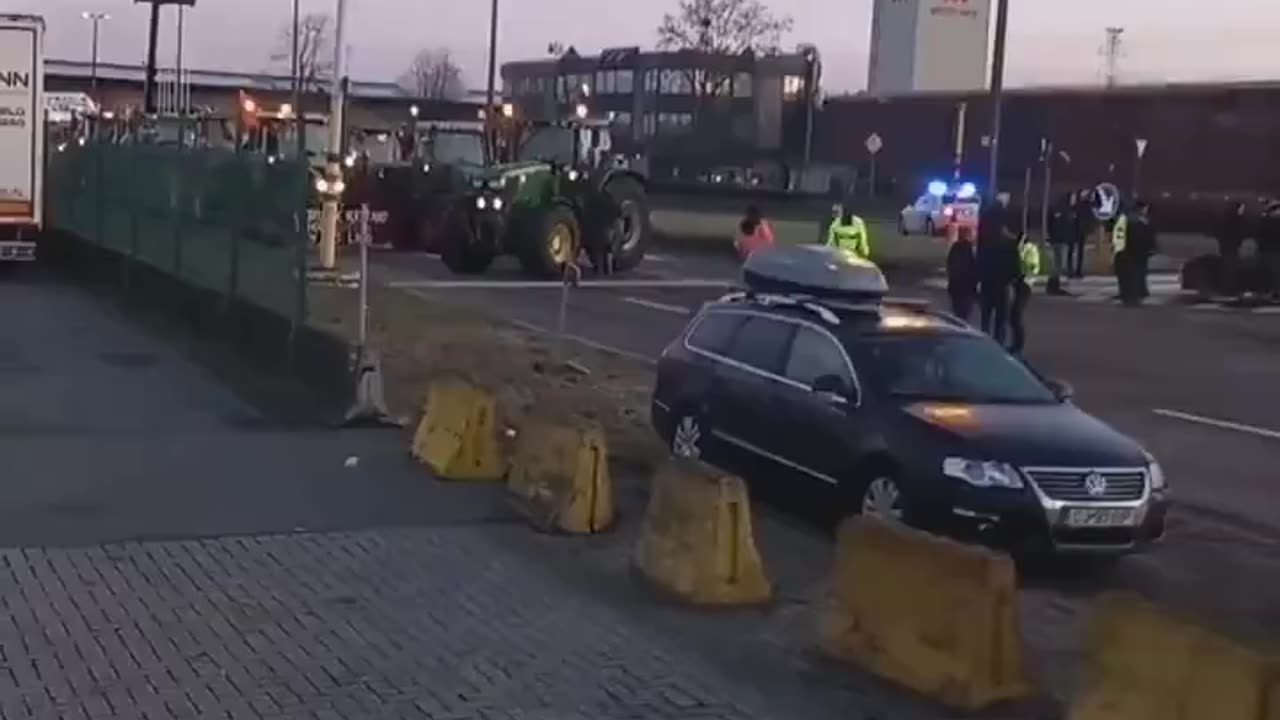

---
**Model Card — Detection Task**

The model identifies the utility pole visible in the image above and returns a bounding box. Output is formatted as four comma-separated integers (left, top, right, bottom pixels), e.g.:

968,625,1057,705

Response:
1103,27,1125,88
986,0,1010,197
291,0,304,159
317,0,349,270
952,101,967,180
801,46,820,180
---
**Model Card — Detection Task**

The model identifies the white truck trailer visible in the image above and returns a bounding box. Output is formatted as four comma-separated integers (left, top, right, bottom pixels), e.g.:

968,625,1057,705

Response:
0,14,45,262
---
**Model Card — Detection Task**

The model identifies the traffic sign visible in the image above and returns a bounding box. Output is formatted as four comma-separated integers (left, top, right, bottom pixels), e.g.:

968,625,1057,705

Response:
865,133,883,155
1092,182,1121,221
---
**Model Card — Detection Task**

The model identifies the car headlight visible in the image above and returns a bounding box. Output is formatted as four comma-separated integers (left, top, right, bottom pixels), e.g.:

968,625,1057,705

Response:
475,196,487,210
1148,461,1166,491
942,458,1024,489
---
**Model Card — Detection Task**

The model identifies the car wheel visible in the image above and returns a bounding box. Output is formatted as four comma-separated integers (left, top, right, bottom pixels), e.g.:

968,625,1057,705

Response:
859,474,906,522
670,415,705,459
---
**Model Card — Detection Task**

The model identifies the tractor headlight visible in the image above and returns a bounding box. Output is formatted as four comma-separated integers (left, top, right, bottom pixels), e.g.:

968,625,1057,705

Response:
422,163,431,173
567,169,580,182
314,177,329,193
491,197,504,211
487,177,507,190
476,196,488,210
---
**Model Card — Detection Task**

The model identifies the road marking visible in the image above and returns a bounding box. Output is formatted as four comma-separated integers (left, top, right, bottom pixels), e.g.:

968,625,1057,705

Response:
622,296,692,315
1152,408,1280,441
508,319,660,365
1254,306,1280,315
388,278,732,290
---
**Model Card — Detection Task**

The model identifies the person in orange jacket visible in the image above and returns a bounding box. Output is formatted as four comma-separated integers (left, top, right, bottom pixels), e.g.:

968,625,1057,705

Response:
735,205,775,261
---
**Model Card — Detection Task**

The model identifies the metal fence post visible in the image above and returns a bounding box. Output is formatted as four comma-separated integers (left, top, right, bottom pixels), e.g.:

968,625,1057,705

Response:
554,260,580,368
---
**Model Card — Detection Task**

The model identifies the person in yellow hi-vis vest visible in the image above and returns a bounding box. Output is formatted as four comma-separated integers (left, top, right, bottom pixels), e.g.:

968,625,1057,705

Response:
826,205,871,260
1112,201,1155,306
1009,234,1041,354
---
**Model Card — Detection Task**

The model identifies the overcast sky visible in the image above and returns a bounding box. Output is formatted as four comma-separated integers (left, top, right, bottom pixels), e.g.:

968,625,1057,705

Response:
9,0,1279,91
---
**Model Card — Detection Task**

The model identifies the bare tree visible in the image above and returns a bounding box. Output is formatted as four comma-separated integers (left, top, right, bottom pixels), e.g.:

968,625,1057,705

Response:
398,49,466,100
657,0,793,57
656,0,793,99
269,13,334,93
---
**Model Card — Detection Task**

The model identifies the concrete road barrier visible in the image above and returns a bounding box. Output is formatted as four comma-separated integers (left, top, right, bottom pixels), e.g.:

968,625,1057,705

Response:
1069,592,1277,720
506,418,614,534
819,517,1030,712
410,377,506,481
633,457,771,607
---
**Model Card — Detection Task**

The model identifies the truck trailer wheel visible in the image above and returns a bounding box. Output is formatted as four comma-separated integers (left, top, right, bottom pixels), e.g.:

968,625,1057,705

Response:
519,205,580,279
604,177,651,272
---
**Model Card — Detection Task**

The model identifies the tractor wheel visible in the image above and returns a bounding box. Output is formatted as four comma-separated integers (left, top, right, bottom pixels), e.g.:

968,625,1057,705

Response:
603,177,652,272
519,205,580,279
440,212,495,275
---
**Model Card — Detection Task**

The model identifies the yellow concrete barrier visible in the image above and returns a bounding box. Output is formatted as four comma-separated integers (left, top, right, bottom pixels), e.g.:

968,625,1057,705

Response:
1069,592,1276,720
506,418,614,534
410,377,505,481
819,517,1030,712
633,457,770,607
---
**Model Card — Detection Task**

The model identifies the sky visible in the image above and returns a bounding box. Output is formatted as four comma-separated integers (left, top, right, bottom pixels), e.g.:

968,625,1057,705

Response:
8,0,1279,92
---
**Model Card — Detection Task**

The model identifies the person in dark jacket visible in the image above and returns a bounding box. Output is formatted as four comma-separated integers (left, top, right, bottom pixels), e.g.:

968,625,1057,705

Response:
1259,203,1280,302
946,227,979,322
1116,200,1157,306
1046,193,1076,294
977,192,1021,343
1070,188,1095,278
1216,201,1249,297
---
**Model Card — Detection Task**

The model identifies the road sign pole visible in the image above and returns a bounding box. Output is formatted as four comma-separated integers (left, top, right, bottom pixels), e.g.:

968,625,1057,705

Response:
1040,141,1053,242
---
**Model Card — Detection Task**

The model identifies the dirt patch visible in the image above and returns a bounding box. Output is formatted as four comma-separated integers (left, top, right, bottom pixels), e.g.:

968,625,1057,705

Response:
306,283,668,480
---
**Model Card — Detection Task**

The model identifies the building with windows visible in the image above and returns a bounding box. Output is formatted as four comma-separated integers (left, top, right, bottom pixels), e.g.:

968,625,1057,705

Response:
502,47,818,183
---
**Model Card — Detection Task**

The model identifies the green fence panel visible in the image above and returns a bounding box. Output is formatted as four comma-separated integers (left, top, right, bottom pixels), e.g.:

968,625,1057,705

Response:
44,139,310,321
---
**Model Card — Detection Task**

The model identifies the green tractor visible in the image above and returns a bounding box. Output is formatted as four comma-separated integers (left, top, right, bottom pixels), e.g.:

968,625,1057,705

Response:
413,116,651,278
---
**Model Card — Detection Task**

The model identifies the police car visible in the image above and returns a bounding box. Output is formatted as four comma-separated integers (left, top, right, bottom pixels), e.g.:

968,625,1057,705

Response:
899,180,981,236
650,245,1168,556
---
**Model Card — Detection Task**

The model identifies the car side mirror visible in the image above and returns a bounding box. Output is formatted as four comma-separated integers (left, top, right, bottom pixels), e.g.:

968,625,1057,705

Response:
1047,378,1074,402
812,374,854,407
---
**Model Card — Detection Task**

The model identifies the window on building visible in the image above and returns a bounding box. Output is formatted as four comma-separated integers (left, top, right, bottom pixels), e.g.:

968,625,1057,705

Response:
642,112,657,137
658,112,694,134
616,69,635,94
660,69,692,95
783,75,806,100
644,69,659,94
734,72,753,98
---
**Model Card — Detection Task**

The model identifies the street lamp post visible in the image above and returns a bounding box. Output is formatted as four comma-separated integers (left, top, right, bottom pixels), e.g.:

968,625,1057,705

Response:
986,0,1010,196
317,0,349,270
483,0,500,167
81,12,110,100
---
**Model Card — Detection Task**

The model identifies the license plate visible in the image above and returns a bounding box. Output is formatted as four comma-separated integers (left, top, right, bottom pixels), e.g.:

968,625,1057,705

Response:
1065,507,1137,528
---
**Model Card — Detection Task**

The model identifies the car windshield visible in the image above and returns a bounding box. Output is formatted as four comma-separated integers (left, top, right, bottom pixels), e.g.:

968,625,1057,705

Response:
422,131,485,166
849,333,1057,405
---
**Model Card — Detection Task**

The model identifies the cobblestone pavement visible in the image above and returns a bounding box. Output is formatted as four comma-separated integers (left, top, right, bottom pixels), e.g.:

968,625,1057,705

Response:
0,525,950,720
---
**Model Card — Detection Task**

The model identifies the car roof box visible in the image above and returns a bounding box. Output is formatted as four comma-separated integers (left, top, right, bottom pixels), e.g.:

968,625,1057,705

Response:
742,245,889,302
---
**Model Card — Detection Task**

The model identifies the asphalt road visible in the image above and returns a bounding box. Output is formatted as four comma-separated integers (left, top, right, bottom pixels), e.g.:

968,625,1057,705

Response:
368,247,1280,537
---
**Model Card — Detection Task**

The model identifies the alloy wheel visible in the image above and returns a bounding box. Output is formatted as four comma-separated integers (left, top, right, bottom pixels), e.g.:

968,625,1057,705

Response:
861,476,905,520
672,416,703,459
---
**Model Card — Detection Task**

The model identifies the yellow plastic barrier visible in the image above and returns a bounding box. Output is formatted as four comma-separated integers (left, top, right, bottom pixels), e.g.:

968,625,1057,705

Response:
1069,592,1275,720
506,418,614,534
632,457,770,607
409,378,505,481
819,517,1030,712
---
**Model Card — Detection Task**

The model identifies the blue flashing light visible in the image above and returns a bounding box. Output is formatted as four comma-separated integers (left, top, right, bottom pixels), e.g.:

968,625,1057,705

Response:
927,180,948,197
956,182,977,199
